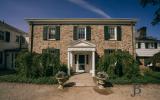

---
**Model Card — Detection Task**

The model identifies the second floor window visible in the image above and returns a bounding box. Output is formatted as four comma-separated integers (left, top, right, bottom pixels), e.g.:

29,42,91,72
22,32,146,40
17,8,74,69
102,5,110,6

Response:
48,27,56,39
104,26,121,41
77,27,86,40
16,36,20,43
108,26,117,40
0,31,5,40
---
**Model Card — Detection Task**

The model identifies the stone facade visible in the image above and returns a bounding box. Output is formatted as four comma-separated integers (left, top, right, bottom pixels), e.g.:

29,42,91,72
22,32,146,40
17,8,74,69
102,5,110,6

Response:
31,24,135,64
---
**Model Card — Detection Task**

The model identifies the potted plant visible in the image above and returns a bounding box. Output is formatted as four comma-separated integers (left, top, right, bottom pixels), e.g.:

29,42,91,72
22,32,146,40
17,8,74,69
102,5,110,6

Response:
96,71,109,89
56,71,68,89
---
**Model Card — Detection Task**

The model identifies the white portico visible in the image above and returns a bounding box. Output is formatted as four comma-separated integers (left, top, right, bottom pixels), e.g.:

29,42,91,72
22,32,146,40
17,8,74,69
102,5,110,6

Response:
67,40,96,77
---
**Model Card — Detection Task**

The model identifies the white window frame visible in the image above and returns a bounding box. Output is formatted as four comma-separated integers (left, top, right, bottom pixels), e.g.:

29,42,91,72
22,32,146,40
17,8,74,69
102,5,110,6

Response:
108,26,117,40
148,42,155,49
47,26,56,40
77,26,87,40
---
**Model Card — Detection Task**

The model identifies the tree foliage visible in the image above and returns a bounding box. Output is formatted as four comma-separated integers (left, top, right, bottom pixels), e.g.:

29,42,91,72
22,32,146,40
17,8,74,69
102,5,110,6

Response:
140,0,160,25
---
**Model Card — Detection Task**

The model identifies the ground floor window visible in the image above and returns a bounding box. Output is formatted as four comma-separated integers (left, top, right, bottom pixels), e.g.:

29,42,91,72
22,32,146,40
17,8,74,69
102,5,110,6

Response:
0,51,3,64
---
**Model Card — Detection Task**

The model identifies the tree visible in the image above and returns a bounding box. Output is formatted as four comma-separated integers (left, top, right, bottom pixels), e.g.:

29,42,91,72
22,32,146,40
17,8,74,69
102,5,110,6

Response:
140,0,160,25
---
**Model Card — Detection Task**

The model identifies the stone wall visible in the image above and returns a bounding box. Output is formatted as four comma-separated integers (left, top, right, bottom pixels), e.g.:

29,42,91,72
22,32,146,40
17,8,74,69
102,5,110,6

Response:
31,25,134,64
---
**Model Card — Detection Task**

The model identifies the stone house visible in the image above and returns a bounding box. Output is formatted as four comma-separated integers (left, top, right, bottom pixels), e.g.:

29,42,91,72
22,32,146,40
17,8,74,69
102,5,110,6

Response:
26,18,136,76
0,20,28,69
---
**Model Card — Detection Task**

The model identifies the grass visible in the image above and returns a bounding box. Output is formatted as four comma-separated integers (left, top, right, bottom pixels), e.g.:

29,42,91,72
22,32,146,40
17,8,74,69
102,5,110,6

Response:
109,71,160,84
0,70,57,84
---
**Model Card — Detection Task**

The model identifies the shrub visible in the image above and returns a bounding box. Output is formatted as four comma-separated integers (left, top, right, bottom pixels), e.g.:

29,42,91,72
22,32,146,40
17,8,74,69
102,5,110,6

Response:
15,49,67,78
150,52,160,71
97,51,140,79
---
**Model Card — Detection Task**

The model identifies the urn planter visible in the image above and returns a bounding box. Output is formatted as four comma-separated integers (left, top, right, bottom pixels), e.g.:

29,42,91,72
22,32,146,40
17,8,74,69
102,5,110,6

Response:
56,71,68,89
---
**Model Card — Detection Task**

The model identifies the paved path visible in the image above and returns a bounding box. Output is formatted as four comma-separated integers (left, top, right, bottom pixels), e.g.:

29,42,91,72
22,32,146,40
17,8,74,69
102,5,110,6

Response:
66,73,96,87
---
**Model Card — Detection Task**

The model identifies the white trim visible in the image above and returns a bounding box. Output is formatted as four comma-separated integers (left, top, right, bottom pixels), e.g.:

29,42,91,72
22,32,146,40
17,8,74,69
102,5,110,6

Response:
68,48,95,52
67,51,70,75
92,51,95,77
76,26,87,40
109,26,117,40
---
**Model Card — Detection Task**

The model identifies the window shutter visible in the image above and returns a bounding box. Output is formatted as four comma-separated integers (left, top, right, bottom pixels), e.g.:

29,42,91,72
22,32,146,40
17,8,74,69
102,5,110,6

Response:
155,43,157,49
145,43,149,49
42,49,47,53
73,26,77,40
43,26,48,40
117,26,122,41
138,42,141,48
86,26,91,40
104,49,109,55
104,26,110,40
5,31,10,42
56,26,60,40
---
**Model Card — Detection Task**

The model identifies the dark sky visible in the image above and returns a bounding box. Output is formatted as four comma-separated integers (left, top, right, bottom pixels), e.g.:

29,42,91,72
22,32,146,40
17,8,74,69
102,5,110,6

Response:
0,0,159,39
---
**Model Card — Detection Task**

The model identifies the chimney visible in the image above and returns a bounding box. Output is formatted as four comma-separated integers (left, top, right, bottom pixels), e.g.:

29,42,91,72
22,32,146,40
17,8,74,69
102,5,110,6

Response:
137,26,147,38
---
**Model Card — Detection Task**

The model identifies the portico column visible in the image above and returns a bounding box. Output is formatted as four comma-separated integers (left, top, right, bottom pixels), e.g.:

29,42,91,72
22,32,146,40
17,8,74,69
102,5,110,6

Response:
67,51,71,76
92,51,95,77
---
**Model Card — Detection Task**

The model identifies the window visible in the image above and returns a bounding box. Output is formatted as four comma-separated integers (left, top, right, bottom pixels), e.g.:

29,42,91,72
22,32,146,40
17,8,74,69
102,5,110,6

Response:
146,42,156,49
108,26,117,40
104,49,116,55
0,31,5,40
21,36,25,44
16,36,20,43
136,42,141,49
0,52,3,64
48,26,56,39
77,27,86,40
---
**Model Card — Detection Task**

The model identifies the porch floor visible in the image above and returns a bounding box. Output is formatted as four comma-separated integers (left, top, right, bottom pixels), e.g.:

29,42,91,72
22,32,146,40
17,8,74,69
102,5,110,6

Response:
66,73,96,87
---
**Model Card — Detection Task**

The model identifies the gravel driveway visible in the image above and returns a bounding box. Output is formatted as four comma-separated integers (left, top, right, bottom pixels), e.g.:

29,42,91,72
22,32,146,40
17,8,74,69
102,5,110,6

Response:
0,82,160,100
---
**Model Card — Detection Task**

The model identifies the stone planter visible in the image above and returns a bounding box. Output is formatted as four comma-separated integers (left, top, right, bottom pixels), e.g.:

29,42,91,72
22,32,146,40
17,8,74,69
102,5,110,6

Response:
56,71,68,89
96,72,109,89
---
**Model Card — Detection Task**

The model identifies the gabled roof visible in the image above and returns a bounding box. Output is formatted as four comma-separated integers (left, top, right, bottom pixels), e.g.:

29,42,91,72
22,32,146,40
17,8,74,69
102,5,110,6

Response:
69,40,96,48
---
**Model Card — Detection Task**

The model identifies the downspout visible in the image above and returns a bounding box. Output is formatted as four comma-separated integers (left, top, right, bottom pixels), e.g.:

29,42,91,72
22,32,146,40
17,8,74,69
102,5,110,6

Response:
30,22,34,53
131,23,136,58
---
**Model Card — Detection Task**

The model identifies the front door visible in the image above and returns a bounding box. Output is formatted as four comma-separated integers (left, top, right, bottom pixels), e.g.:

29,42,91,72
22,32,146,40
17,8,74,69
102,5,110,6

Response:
78,55,85,72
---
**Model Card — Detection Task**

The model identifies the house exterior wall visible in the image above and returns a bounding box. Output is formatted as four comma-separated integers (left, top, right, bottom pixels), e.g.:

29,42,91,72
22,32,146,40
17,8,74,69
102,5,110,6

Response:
31,24,135,64
0,21,28,69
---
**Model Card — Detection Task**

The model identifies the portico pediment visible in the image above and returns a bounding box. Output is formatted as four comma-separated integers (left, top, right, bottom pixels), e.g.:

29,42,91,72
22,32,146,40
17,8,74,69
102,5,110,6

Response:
69,40,96,48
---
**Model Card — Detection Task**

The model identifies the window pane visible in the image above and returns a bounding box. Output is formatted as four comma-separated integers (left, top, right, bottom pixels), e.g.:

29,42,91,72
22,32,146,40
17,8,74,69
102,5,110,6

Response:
77,27,85,39
108,26,116,40
49,27,56,39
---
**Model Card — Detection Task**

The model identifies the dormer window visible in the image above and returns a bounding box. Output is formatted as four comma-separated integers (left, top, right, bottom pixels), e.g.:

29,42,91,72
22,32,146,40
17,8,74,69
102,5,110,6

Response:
77,27,86,40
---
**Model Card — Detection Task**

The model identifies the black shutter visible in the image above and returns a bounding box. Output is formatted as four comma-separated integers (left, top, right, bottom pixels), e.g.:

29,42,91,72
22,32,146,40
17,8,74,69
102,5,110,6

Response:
86,26,91,40
104,26,110,40
5,31,10,42
56,26,60,40
155,42,157,49
138,42,141,48
42,49,47,53
145,43,149,49
117,26,122,41
43,26,48,40
73,26,77,40
104,49,109,55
